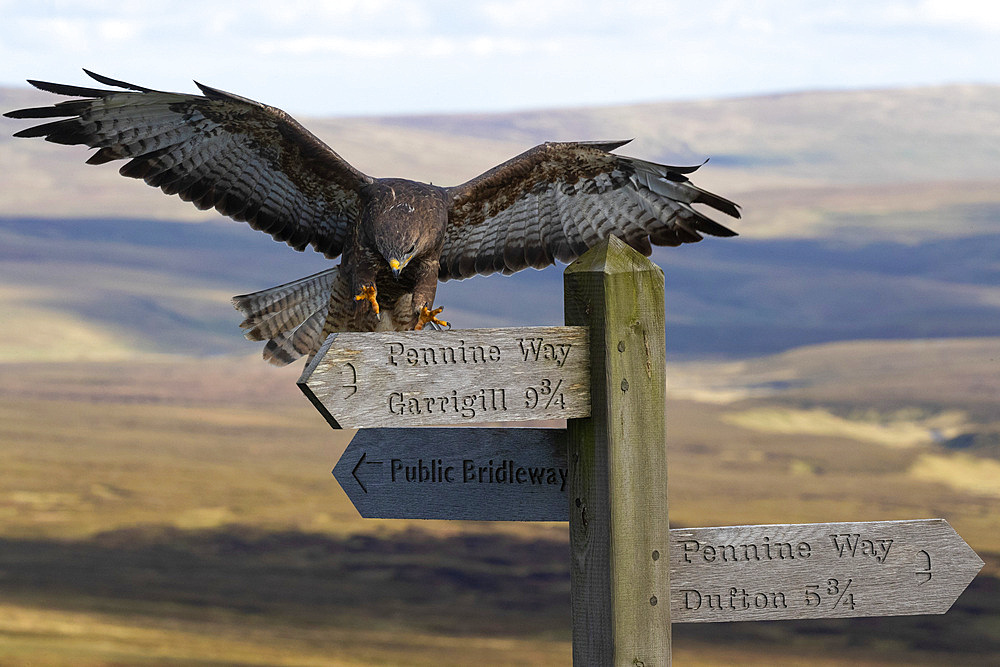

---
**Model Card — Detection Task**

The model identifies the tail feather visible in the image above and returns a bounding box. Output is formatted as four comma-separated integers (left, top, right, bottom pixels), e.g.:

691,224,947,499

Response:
232,265,429,365
262,302,331,366
232,267,344,366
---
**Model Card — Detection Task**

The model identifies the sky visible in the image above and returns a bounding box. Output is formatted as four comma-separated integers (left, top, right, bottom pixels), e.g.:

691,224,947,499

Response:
1,1,999,117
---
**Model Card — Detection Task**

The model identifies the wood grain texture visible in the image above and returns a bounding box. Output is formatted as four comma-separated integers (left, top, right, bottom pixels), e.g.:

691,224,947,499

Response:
564,236,670,666
332,427,568,520
298,326,589,428
670,519,983,623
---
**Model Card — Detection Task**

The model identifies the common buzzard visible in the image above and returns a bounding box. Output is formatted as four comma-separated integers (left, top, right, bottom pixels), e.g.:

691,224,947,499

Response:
5,71,740,365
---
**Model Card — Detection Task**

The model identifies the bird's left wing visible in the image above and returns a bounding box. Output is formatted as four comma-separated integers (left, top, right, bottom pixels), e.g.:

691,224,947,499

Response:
441,140,740,280
4,70,372,259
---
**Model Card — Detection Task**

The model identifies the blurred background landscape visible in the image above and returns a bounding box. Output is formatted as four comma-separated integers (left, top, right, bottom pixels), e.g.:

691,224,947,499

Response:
2,81,999,666
2,3,1000,664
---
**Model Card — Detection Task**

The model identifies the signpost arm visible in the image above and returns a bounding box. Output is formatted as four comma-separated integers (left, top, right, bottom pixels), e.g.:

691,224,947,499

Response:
564,236,670,666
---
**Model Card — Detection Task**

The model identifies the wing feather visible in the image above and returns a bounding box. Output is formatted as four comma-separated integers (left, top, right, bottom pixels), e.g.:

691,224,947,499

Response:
442,141,740,280
5,70,372,259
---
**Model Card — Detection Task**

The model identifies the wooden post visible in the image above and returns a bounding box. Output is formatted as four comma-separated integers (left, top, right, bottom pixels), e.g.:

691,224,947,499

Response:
564,236,670,666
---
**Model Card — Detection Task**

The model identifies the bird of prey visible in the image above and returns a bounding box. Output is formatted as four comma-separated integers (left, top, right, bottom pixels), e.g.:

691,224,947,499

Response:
5,70,741,365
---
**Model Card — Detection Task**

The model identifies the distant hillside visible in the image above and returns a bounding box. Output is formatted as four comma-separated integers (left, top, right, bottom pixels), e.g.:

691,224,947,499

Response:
2,83,999,362
2,84,999,242
2,216,999,362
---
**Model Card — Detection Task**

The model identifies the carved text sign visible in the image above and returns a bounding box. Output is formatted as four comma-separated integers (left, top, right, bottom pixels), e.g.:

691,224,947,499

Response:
670,519,983,623
299,327,589,428
332,427,568,521
329,428,983,622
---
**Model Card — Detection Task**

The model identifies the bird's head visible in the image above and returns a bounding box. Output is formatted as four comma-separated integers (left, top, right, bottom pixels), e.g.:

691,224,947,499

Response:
371,202,425,278
365,179,448,278
379,234,419,278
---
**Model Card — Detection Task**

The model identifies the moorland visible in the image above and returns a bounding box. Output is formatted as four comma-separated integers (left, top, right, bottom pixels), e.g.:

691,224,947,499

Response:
0,81,998,665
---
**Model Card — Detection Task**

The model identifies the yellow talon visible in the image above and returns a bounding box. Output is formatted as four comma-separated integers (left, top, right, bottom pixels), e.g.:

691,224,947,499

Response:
415,305,448,330
354,284,380,316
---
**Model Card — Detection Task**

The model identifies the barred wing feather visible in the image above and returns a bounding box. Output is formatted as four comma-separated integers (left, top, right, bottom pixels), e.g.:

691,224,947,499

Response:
5,70,371,259
441,141,740,281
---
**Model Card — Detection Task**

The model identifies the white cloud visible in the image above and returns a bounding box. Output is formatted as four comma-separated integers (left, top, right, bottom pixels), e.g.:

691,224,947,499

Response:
1,1,998,115
878,0,1000,32
255,32,563,60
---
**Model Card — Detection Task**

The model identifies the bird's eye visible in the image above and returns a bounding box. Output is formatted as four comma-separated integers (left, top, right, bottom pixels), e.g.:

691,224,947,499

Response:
406,244,416,255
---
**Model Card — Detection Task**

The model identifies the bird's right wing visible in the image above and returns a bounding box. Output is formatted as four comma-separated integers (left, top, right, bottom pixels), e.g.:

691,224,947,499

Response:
5,70,372,259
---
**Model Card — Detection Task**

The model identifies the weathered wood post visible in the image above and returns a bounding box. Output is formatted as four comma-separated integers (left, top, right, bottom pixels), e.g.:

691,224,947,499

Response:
301,237,982,662
564,236,671,665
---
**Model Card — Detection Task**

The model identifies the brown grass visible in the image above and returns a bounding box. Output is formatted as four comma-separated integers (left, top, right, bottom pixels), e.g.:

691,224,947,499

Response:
0,355,998,664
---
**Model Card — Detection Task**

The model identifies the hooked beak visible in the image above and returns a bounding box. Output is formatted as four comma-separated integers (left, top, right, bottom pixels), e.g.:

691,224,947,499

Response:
389,258,402,278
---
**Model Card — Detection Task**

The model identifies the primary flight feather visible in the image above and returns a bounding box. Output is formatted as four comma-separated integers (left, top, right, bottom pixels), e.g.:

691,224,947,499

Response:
5,70,741,365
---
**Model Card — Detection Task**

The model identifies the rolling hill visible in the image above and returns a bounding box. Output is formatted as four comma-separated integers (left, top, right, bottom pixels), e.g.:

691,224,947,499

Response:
3,83,1000,238
2,82,998,363
1,215,998,361
1,82,999,665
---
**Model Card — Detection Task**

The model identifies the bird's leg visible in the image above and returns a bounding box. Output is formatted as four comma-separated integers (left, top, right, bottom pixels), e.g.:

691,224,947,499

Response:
410,258,447,330
354,283,380,318
415,305,448,330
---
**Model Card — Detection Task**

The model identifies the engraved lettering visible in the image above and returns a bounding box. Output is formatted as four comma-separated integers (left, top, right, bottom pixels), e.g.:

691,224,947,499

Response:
387,458,459,483
385,340,503,367
830,533,893,563
879,539,894,562
462,394,476,418
389,389,509,419
388,343,404,366
342,362,358,397
389,392,404,415
388,387,508,419
810,577,856,609
679,537,812,564
831,533,860,557
915,550,933,584
679,588,788,611
433,459,571,490
517,337,572,366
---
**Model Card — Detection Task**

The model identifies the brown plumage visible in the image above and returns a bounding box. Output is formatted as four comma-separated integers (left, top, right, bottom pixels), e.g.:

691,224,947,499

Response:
5,70,741,365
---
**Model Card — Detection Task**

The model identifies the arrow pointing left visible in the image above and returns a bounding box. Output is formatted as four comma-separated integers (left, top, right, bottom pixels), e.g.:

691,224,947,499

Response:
349,452,383,494
332,427,569,521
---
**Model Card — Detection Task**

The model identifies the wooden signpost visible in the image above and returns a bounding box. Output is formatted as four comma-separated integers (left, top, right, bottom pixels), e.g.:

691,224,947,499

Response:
332,427,568,521
299,236,984,665
300,327,589,428
332,430,982,622
669,519,982,623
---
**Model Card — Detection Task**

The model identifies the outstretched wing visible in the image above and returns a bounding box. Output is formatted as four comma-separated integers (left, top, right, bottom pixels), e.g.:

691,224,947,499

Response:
4,70,372,259
441,140,740,280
